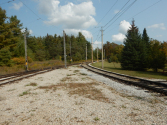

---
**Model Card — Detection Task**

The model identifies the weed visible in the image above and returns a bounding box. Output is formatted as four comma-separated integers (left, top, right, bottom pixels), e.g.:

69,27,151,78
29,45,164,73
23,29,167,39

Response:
7,89,16,91
80,73,87,75
121,105,127,108
94,117,100,121
26,82,37,86
74,70,79,73
128,112,138,117
19,91,30,96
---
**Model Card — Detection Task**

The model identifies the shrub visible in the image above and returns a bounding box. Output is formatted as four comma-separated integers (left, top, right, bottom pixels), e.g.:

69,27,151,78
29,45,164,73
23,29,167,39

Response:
12,57,33,65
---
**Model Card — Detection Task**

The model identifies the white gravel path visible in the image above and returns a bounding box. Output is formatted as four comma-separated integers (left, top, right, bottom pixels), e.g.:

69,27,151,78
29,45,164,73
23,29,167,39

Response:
0,65,167,125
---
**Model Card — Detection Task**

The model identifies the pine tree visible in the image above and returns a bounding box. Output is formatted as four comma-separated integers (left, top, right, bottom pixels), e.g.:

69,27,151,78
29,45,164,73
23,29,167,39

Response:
121,19,148,70
142,28,150,68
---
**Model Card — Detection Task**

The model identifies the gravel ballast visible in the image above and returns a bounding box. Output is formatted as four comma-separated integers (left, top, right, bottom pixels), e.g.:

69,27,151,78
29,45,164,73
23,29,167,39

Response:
0,65,167,125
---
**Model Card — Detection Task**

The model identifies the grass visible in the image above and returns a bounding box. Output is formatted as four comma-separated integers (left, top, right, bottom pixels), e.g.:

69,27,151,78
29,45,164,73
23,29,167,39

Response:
19,91,30,96
0,59,91,76
94,117,100,121
92,61,167,80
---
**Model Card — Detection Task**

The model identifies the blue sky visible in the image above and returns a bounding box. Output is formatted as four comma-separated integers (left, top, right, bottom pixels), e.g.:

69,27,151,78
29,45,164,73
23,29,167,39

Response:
1,0,166,48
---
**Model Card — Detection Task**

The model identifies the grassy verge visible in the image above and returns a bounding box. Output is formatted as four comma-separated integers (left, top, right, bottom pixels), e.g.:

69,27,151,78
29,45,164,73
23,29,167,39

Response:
0,59,90,76
92,61,167,80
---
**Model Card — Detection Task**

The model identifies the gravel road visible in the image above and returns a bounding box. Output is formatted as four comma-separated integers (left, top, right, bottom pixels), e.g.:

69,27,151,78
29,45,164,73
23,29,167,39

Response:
0,65,167,125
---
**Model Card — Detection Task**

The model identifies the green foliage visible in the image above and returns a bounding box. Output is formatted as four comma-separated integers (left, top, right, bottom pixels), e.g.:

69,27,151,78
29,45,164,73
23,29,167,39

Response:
108,58,111,63
0,47,12,66
121,19,148,71
149,40,166,72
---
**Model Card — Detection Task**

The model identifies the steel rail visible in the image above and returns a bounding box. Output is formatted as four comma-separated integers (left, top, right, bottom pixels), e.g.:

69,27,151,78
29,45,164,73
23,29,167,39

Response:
81,63,167,95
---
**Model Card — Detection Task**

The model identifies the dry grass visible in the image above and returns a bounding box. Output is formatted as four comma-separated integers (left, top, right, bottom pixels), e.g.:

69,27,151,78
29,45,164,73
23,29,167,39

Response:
39,82,111,103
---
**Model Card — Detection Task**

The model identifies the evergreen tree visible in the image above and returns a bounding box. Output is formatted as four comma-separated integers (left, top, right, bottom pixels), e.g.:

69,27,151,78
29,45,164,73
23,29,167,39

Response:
142,28,150,68
121,19,148,70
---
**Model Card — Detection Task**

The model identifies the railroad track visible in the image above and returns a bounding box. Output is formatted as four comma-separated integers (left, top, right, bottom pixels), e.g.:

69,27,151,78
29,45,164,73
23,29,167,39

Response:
81,64,167,96
0,63,83,86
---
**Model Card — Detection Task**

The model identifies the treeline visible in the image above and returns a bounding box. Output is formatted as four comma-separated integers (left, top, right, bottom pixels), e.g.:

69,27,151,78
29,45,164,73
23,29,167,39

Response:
26,32,91,62
99,19,167,72
121,20,167,72
0,7,91,66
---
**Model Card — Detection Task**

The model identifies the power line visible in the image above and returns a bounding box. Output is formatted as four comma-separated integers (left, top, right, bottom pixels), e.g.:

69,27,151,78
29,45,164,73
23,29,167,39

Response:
0,0,15,5
89,0,118,31
129,0,162,19
104,0,137,31
103,0,131,28
104,0,162,36
19,0,62,31
98,0,119,25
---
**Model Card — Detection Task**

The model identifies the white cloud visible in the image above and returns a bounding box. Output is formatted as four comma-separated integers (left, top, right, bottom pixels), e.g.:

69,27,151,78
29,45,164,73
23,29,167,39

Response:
156,35,162,37
148,23,166,30
111,20,131,43
112,33,126,43
119,20,131,34
114,10,119,14
29,30,33,35
65,29,92,38
93,40,101,49
21,29,33,35
37,0,97,29
11,2,23,10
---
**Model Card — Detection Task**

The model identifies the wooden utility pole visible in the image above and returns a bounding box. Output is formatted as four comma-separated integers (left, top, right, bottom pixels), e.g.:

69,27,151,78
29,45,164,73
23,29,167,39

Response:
91,37,93,63
101,27,104,68
86,44,87,62
24,32,28,71
63,30,67,68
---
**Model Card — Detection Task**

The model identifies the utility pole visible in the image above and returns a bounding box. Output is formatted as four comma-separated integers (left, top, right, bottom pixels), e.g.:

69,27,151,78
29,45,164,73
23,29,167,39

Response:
63,30,67,68
24,32,28,71
70,40,72,63
101,27,104,68
104,49,105,61
86,44,87,62
97,45,98,62
91,37,93,63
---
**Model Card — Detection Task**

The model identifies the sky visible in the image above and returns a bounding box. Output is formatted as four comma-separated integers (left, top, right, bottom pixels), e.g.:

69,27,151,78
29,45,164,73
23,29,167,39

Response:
1,0,167,49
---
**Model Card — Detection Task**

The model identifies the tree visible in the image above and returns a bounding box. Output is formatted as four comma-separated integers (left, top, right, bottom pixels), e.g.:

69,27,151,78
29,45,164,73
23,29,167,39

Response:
121,19,148,70
0,47,12,66
162,41,167,62
142,28,150,67
149,40,166,72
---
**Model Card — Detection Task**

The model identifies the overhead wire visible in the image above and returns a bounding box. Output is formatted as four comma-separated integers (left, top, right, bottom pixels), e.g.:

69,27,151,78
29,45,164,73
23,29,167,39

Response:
104,0,137,31
104,0,162,36
103,0,131,28
97,0,119,26
19,0,62,32
0,0,15,6
89,0,119,32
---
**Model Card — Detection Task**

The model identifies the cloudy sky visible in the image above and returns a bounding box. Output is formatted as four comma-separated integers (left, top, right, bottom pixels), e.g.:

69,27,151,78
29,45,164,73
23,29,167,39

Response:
1,0,167,48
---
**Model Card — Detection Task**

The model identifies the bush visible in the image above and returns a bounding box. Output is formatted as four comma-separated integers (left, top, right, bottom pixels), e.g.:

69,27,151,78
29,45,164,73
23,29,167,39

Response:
12,57,33,65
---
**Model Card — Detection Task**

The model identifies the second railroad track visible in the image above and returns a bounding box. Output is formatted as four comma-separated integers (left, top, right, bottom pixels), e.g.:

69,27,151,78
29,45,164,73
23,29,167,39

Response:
81,64,167,96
